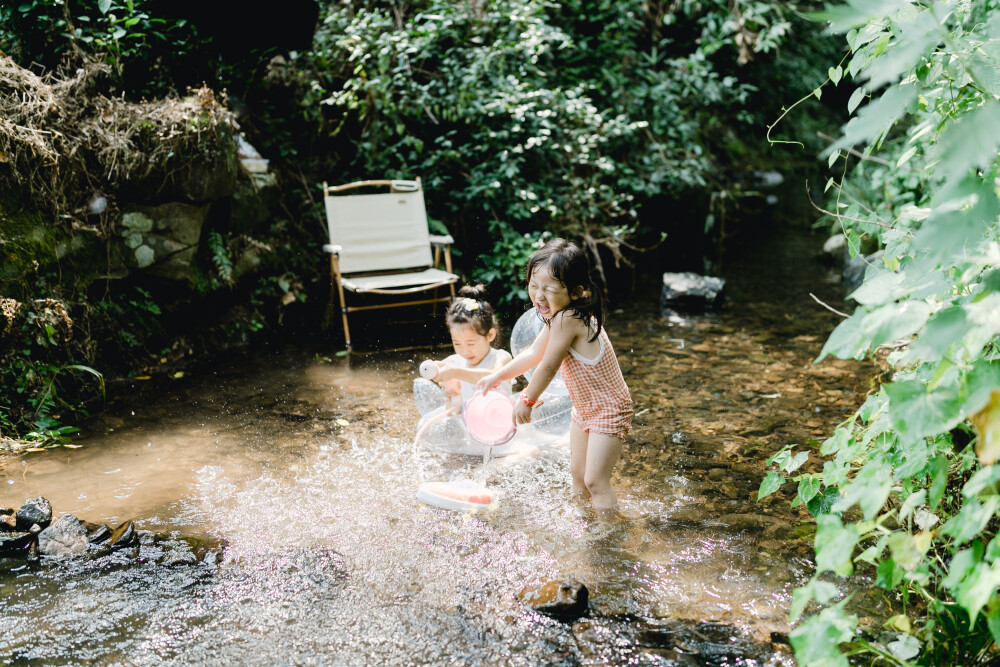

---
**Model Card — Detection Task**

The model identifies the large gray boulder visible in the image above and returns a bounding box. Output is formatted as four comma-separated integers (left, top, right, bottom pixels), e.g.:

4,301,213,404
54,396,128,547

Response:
37,514,89,558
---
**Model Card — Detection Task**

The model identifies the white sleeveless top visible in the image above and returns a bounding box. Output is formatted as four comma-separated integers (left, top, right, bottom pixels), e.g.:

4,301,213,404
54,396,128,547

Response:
444,347,512,403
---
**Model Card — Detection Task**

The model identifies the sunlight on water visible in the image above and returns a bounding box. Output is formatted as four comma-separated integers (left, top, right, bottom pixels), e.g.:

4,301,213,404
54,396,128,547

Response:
0,219,873,665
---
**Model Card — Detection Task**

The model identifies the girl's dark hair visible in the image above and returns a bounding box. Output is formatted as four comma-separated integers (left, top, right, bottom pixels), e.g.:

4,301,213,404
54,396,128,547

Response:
525,238,603,341
445,284,499,342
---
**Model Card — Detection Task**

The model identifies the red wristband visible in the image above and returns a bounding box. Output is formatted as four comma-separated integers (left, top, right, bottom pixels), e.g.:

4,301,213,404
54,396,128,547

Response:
520,392,539,407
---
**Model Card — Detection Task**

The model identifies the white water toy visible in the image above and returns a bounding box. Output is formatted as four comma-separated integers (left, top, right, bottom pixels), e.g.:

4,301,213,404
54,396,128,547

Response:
416,479,496,512
419,360,438,379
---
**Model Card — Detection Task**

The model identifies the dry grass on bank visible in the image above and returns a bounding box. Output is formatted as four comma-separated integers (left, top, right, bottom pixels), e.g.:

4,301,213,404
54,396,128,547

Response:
0,54,237,229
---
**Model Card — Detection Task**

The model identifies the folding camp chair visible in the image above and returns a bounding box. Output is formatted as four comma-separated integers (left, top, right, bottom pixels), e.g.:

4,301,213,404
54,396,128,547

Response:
322,178,459,352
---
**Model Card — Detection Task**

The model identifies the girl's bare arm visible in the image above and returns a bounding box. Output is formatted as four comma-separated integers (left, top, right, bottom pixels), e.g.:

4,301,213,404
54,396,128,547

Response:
478,328,548,391
436,350,512,385
520,312,577,402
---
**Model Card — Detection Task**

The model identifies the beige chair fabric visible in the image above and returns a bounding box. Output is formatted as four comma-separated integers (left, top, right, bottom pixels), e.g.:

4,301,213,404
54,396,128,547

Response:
325,186,433,274
322,178,458,351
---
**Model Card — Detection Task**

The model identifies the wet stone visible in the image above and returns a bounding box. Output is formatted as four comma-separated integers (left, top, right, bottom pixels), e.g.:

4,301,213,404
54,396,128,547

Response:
16,497,52,530
0,508,16,531
518,578,589,620
137,530,156,546
109,520,137,549
83,521,112,544
37,514,88,557
162,548,198,567
0,531,35,556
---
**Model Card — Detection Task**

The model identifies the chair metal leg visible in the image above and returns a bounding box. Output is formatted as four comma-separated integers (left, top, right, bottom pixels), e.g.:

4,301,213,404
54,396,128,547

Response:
331,254,353,351
340,307,352,352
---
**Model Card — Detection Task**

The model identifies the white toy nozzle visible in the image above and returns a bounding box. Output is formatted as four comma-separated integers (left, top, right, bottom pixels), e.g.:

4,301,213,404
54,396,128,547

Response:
419,360,438,379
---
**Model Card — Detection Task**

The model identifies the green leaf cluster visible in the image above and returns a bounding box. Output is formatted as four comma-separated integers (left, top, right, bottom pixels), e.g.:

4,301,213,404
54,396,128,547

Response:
760,1,1000,664
1,0,203,95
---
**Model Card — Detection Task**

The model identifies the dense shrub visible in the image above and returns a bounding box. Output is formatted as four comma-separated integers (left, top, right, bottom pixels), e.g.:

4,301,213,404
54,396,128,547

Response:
267,0,838,305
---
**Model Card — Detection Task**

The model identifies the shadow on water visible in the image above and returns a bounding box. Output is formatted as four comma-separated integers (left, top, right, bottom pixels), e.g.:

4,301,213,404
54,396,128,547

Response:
1,206,879,665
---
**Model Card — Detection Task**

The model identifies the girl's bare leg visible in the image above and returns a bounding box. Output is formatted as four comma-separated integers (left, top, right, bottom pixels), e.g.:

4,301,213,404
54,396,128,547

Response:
569,421,590,497
583,433,623,509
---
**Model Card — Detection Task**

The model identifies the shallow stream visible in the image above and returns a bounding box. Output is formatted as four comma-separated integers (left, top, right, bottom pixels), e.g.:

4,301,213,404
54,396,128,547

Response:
1,213,873,666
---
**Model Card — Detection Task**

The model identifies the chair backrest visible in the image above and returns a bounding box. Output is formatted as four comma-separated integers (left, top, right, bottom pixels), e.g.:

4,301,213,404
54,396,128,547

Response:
324,180,433,274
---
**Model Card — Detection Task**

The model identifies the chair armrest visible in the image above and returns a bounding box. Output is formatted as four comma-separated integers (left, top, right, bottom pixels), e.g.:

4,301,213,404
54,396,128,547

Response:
323,244,342,255
429,234,454,247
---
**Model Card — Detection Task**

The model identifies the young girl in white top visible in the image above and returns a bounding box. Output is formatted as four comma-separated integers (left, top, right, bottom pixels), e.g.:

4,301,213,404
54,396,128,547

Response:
430,285,513,408
411,285,518,456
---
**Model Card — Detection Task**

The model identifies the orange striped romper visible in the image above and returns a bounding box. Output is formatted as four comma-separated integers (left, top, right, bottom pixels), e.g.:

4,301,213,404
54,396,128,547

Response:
560,327,633,439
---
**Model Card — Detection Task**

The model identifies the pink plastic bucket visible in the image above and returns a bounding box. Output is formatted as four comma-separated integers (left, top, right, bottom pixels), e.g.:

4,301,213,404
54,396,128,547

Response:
463,390,517,446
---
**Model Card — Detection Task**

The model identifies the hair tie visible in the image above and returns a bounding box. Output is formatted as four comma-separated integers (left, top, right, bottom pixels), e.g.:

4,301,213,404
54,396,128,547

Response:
459,297,480,311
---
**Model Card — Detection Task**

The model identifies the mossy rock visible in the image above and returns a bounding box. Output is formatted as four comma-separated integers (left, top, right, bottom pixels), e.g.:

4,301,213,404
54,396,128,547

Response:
0,193,113,297
118,202,210,283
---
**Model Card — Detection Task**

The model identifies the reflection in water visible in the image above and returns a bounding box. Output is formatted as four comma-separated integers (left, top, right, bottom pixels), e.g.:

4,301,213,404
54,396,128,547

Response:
0,219,871,665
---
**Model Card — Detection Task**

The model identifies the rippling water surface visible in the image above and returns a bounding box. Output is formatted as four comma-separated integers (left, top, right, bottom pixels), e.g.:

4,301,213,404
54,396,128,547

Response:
1,213,873,666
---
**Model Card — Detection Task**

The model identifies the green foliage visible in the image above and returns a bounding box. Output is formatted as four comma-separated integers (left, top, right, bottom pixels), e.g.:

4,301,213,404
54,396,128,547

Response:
1,0,204,96
760,1,1000,664
292,0,818,293
207,231,235,288
89,286,164,354
0,298,105,442
476,229,550,308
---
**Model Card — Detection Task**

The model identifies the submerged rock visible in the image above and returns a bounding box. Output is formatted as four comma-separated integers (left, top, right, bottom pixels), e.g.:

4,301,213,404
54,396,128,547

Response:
162,548,198,567
660,272,725,312
37,514,88,557
518,578,589,620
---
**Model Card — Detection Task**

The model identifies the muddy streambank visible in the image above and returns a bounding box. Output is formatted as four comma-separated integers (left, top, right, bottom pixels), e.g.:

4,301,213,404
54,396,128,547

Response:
0,220,876,665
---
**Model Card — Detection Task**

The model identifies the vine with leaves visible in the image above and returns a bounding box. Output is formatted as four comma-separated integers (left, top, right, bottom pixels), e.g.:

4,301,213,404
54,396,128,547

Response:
760,1,1000,665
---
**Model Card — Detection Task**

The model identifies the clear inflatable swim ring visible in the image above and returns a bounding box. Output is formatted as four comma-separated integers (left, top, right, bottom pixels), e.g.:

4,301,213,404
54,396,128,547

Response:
411,308,573,455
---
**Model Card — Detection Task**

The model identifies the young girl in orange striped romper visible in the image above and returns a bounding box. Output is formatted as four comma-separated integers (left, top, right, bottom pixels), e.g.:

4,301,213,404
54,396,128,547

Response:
479,238,633,510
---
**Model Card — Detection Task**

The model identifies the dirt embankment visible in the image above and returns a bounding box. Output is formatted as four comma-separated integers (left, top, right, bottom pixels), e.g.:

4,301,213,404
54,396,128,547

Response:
1,54,246,440
1,54,237,234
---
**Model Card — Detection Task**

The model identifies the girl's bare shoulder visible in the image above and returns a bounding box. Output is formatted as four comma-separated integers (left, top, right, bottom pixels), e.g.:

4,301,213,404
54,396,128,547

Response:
552,310,588,336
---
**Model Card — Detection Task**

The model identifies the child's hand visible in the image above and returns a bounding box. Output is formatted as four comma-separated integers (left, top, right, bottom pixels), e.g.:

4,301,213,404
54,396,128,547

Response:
477,372,500,395
434,362,457,382
443,379,463,415
514,401,533,425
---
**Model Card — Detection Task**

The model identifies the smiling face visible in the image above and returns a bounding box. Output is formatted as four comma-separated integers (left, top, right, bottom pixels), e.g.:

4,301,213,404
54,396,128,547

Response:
527,261,572,320
449,323,496,366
